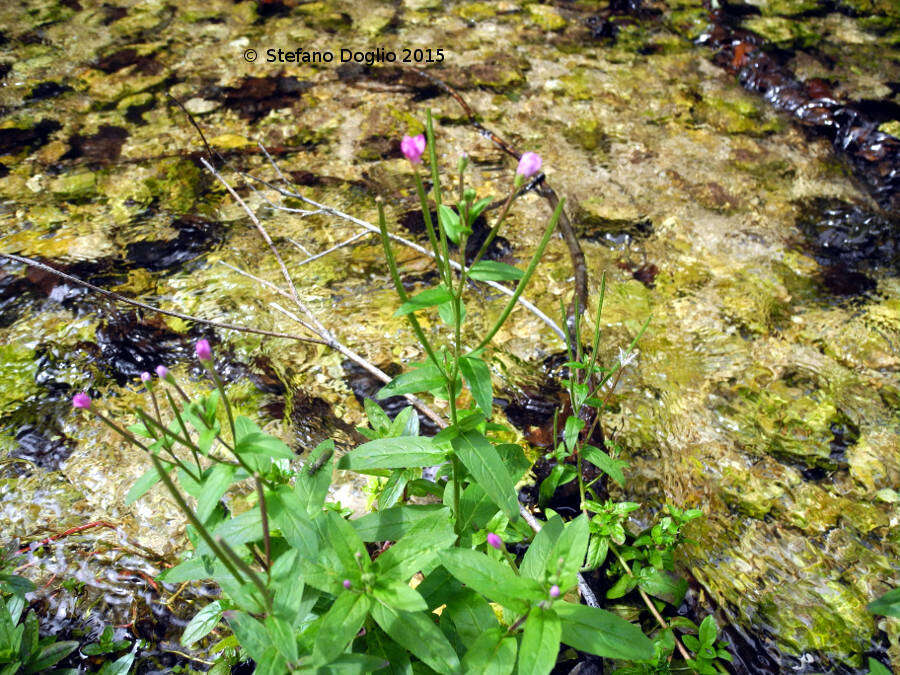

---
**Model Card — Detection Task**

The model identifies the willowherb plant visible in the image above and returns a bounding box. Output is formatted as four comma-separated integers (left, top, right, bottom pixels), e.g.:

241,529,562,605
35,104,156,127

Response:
71,110,730,674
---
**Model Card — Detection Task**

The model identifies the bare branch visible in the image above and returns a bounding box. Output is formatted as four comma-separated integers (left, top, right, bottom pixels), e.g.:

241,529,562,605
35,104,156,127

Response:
0,252,327,346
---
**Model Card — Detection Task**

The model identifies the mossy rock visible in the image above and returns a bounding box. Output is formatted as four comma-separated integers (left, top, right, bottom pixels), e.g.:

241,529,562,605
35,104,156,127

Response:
50,171,97,201
0,344,39,416
527,4,567,31
742,16,823,49
848,430,900,493
563,118,612,152
694,94,784,136
745,0,824,16
457,2,498,21
721,374,843,469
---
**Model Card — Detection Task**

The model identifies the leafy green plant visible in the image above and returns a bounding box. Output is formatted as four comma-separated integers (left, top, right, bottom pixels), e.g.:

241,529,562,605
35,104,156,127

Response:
70,110,730,673
0,545,78,674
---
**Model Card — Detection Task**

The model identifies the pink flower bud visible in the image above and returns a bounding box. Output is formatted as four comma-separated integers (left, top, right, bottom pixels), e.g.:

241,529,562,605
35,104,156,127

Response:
140,372,151,382
486,533,502,550
195,339,212,361
516,152,542,178
401,134,426,164
155,365,169,379
549,585,560,598
72,393,91,409
343,579,352,589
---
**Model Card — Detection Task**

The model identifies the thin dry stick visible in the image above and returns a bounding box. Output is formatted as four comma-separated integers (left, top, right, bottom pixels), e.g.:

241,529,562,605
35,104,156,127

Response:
0,253,327,346
291,231,371,267
610,544,694,663
269,302,445,428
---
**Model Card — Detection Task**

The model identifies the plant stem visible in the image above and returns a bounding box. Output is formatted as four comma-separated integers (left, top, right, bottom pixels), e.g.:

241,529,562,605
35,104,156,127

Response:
474,199,564,353
377,201,447,378
254,474,271,580
145,452,245,585
215,535,272,613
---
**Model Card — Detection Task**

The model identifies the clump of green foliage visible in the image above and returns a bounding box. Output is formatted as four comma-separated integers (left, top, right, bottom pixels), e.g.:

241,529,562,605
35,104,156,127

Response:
74,111,732,674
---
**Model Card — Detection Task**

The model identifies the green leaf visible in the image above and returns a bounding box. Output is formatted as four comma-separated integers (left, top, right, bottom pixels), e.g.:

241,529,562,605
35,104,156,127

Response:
373,580,427,612
339,436,446,471
375,512,456,581
370,602,461,675
364,398,391,432
437,299,466,327
438,204,465,244
451,430,519,522
313,592,371,664
868,658,893,675
255,646,288,675
352,505,449,542
556,602,654,661
440,548,542,613
868,587,900,618
460,627,516,675
443,589,499,645
227,611,271,663
387,406,420,438
296,439,334,515
606,573,636,599
97,642,138,675
638,568,687,606
181,600,222,647
266,615,298,663
0,574,34,598
468,196,493,222
18,611,37,662
468,260,524,282
582,445,627,488
519,607,561,675
520,515,564,581
563,416,584,453
459,356,493,417
395,286,453,316
698,615,717,648
234,416,294,459
552,514,590,590
21,641,78,674
125,466,164,505
415,565,464,610
377,361,445,398
451,482,498,534
196,463,236,524
269,487,318,557
378,468,416,509
495,443,531,482
315,653,391,674
210,509,263,548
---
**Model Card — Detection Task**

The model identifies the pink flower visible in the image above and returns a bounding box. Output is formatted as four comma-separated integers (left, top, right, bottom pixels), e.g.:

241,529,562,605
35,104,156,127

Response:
486,532,502,550
195,339,212,361
155,365,169,379
140,372,151,382
343,579,352,589
516,152,542,178
549,585,560,598
401,134,426,164
72,393,91,409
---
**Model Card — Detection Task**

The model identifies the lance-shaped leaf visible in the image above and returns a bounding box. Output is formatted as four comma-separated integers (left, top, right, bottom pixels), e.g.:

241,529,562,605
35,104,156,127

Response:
440,548,543,613
395,286,453,316
519,607,561,675
370,602,461,674
451,430,519,521
556,602,654,661
339,436,447,471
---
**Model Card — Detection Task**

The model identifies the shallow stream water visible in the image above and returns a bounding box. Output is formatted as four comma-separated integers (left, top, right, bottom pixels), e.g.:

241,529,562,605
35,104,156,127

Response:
1,0,899,671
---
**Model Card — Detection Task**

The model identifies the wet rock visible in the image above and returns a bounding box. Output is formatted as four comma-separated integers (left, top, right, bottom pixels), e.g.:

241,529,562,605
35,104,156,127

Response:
528,4,567,31
26,81,72,102
398,208,512,263
795,198,900,273
50,172,97,201
124,216,223,272
207,75,312,121
95,312,193,383
0,119,62,156
63,125,129,162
